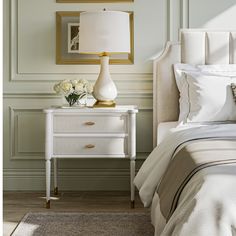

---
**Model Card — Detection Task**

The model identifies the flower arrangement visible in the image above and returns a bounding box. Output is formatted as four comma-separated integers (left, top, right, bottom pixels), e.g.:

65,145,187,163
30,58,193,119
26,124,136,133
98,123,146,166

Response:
54,79,93,106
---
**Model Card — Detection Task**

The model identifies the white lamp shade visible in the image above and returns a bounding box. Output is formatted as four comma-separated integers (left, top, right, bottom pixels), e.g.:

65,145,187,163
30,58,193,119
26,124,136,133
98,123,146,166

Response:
79,11,130,54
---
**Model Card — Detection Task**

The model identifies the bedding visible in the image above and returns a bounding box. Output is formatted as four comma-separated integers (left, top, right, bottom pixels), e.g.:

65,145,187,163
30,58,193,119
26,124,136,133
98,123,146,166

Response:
150,29,236,236
197,65,236,76
173,64,198,123
232,83,236,102
134,123,236,236
157,122,178,145
185,72,236,122
174,64,236,124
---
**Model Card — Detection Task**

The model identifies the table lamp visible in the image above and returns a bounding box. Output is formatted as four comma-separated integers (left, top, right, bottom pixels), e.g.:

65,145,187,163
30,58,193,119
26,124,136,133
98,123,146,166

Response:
79,10,130,107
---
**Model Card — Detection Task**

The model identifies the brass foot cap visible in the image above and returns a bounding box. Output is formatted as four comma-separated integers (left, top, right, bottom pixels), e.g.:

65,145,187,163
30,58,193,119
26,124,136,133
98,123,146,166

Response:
46,200,50,209
131,201,135,209
54,187,58,195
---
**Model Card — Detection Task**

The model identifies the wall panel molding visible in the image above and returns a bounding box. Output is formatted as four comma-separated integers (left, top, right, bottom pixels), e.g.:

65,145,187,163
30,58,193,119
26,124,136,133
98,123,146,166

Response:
167,0,190,41
9,106,45,160
181,0,190,29
3,92,153,99
9,0,153,83
167,0,174,41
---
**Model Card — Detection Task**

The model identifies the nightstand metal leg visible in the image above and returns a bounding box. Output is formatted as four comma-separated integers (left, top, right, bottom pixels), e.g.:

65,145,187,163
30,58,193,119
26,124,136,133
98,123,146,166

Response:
130,159,135,208
53,158,58,195
46,159,51,209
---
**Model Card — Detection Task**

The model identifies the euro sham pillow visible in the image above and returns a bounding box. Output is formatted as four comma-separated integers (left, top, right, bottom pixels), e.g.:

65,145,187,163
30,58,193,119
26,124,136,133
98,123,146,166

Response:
185,72,236,123
173,64,199,123
174,64,236,123
232,83,236,103
197,64,236,76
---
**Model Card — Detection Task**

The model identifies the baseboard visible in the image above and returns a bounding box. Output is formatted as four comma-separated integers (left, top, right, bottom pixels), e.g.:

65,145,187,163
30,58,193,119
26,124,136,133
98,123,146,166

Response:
4,174,133,191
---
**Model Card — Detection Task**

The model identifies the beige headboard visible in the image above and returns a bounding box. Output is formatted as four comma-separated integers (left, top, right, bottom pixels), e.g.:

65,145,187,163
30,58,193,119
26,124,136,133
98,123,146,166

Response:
153,29,236,147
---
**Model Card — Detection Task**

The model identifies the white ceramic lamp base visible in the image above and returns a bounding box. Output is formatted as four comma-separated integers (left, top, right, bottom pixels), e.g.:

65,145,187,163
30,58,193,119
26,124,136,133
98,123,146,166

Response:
93,56,117,107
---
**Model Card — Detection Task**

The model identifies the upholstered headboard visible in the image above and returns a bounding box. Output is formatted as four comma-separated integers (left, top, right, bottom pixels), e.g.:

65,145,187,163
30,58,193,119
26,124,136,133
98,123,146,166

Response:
153,29,236,147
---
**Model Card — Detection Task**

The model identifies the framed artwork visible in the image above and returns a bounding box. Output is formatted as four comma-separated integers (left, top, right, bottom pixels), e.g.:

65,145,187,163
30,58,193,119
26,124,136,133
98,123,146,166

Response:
56,0,133,3
56,11,134,64
67,23,80,53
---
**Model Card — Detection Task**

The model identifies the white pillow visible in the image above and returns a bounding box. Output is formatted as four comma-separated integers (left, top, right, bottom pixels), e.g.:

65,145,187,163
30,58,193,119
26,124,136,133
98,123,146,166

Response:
232,83,236,103
197,64,236,76
173,64,199,123
185,72,236,123
174,63,236,123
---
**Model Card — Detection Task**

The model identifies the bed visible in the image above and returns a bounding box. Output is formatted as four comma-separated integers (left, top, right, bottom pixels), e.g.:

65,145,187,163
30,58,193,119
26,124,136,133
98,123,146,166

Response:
134,29,236,236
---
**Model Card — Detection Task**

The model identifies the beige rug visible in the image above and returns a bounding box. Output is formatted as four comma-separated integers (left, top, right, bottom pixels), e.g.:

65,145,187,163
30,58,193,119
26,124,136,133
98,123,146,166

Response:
11,212,154,236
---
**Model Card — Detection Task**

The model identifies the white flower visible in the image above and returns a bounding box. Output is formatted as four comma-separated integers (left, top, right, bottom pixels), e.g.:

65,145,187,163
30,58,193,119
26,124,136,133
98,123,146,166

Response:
53,83,61,94
53,79,93,100
61,79,70,83
60,81,73,96
78,79,88,85
74,83,85,94
85,83,93,94
71,80,79,86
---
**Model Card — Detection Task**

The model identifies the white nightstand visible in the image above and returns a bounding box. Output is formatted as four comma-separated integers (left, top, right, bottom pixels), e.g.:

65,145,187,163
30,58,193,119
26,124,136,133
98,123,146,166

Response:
44,105,138,209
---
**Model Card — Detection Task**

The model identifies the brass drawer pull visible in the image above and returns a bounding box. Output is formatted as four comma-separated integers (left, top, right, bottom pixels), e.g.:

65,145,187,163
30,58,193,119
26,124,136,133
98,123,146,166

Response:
85,144,95,149
84,121,95,126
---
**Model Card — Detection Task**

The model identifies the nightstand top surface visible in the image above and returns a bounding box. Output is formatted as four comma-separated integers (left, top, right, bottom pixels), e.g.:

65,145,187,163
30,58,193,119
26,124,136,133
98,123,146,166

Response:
44,105,138,113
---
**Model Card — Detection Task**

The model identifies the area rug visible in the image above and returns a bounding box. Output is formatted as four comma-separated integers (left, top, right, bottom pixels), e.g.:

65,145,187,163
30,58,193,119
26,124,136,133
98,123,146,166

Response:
11,212,154,236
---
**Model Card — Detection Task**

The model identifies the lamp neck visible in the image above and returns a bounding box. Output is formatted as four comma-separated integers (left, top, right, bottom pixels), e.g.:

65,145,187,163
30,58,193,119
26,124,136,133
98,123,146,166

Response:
100,56,110,74
99,52,110,57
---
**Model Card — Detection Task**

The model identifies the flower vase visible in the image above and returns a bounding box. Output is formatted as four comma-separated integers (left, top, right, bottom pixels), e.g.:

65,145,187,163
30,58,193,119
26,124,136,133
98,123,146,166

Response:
77,94,88,107
54,79,93,108
65,94,80,107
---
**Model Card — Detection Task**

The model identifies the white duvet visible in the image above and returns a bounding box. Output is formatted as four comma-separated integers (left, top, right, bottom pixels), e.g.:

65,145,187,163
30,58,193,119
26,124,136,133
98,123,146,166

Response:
134,123,236,236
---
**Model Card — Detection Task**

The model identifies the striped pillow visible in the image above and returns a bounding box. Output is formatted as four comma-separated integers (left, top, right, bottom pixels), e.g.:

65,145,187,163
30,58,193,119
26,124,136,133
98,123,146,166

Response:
232,83,236,102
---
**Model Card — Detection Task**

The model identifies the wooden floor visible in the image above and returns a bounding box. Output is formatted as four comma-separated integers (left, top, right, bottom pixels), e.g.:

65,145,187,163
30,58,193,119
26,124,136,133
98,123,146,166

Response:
3,191,149,236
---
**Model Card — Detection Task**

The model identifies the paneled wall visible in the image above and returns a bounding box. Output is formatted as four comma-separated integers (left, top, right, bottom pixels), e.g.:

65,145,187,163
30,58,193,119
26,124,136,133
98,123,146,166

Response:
3,0,236,190
167,0,236,41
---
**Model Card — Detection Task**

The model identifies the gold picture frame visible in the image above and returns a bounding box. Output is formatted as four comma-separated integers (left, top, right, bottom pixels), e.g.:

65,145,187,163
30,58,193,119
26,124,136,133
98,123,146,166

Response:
56,0,133,3
56,11,134,65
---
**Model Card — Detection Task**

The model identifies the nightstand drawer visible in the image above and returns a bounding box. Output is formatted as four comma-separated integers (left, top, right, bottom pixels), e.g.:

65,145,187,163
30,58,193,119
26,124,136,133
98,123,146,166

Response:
53,114,127,133
53,137,127,155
